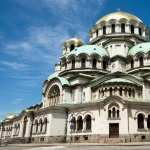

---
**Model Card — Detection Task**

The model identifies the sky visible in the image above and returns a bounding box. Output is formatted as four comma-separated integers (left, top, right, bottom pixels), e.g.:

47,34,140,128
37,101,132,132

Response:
0,0,150,120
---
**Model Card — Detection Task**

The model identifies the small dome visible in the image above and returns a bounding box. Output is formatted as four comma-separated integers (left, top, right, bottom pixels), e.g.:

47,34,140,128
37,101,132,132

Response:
63,38,83,46
66,45,109,58
96,11,143,24
128,42,150,56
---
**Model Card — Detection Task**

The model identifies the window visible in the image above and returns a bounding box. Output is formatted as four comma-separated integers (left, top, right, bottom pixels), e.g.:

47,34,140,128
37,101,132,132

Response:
108,110,111,118
119,88,122,96
112,107,116,118
139,56,144,67
42,118,47,133
77,116,83,131
71,59,75,69
48,85,60,106
92,58,97,68
109,87,112,96
102,60,108,70
137,114,144,129
108,103,120,119
70,117,76,131
121,23,125,33
96,29,99,37
131,59,134,69
39,119,43,133
139,27,142,36
128,88,132,97
147,115,150,129
35,120,38,133
131,25,134,34
85,115,92,131
70,44,75,51
103,26,106,35
81,58,86,68
111,24,115,33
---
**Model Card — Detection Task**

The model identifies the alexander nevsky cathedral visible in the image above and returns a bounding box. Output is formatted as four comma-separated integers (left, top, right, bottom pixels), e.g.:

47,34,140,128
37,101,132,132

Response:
1,11,150,143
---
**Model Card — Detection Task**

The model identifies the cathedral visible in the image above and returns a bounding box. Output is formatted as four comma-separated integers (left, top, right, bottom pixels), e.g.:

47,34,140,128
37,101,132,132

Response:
1,11,150,143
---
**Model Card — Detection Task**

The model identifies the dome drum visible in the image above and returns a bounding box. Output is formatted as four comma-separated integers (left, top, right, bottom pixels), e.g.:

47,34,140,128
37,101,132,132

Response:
90,12,149,43
127,43,150,71
60,45,110,72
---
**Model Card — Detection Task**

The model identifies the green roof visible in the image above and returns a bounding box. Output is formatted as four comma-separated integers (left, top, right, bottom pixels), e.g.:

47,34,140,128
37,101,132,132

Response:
66,45,109,58
128,42,150,56
48,72,70,86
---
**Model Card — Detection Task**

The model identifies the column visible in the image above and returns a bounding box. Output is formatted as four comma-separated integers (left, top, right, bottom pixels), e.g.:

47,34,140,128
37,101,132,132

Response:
19,121,24,137
11,125,15,138
144,118,148,130
25,117,33,138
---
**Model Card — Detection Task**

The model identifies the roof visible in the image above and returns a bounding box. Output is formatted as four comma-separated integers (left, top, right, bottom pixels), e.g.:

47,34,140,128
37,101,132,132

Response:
96,11,143,24
128,42,150,56
104,78,134,84
48,72,70,86
66,45,109,58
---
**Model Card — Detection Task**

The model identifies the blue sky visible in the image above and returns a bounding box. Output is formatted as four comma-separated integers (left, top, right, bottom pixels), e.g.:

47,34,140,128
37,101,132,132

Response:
0,0,150,120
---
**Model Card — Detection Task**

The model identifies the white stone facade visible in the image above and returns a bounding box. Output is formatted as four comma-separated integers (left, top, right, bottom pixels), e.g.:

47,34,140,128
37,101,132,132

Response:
1,11,150,143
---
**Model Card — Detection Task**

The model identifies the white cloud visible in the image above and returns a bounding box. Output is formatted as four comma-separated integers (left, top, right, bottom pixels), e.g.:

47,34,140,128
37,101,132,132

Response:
1,61,29,71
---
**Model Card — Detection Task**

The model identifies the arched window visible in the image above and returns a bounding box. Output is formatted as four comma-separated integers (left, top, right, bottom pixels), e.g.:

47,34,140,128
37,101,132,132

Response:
119,88,122,96
39,119,43,133
81,58,86,68
137,113,144,129
111,24,115,33
35,120,38,133
92,58,97,68
112,107,116,118
131,25,134,34
147,115,150,129
121,23,125,33
108,103,120,119
108,110,111,118
131,58,134,69
110,87,112,96
117,110,120,118
139,56,144,67
102,59,108,70
128,88,132,97
103,26,106,35
70,117,76,131
85,115,92,131
77,116,83,131
71,59,75,69
70,44,75,51
139,27,142,36
42,118,47,133
48,85,60,106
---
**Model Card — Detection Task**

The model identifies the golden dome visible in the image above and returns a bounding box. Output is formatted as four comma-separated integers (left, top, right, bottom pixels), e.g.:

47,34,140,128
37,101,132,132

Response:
96,11,143,24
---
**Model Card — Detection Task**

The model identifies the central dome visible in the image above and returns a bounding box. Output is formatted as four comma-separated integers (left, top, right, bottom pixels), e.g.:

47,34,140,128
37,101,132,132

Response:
96,11,143,24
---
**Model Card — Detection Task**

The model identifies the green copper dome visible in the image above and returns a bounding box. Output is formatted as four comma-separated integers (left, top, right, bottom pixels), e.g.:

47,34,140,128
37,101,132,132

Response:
128,42,150,56
66,45,109,58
